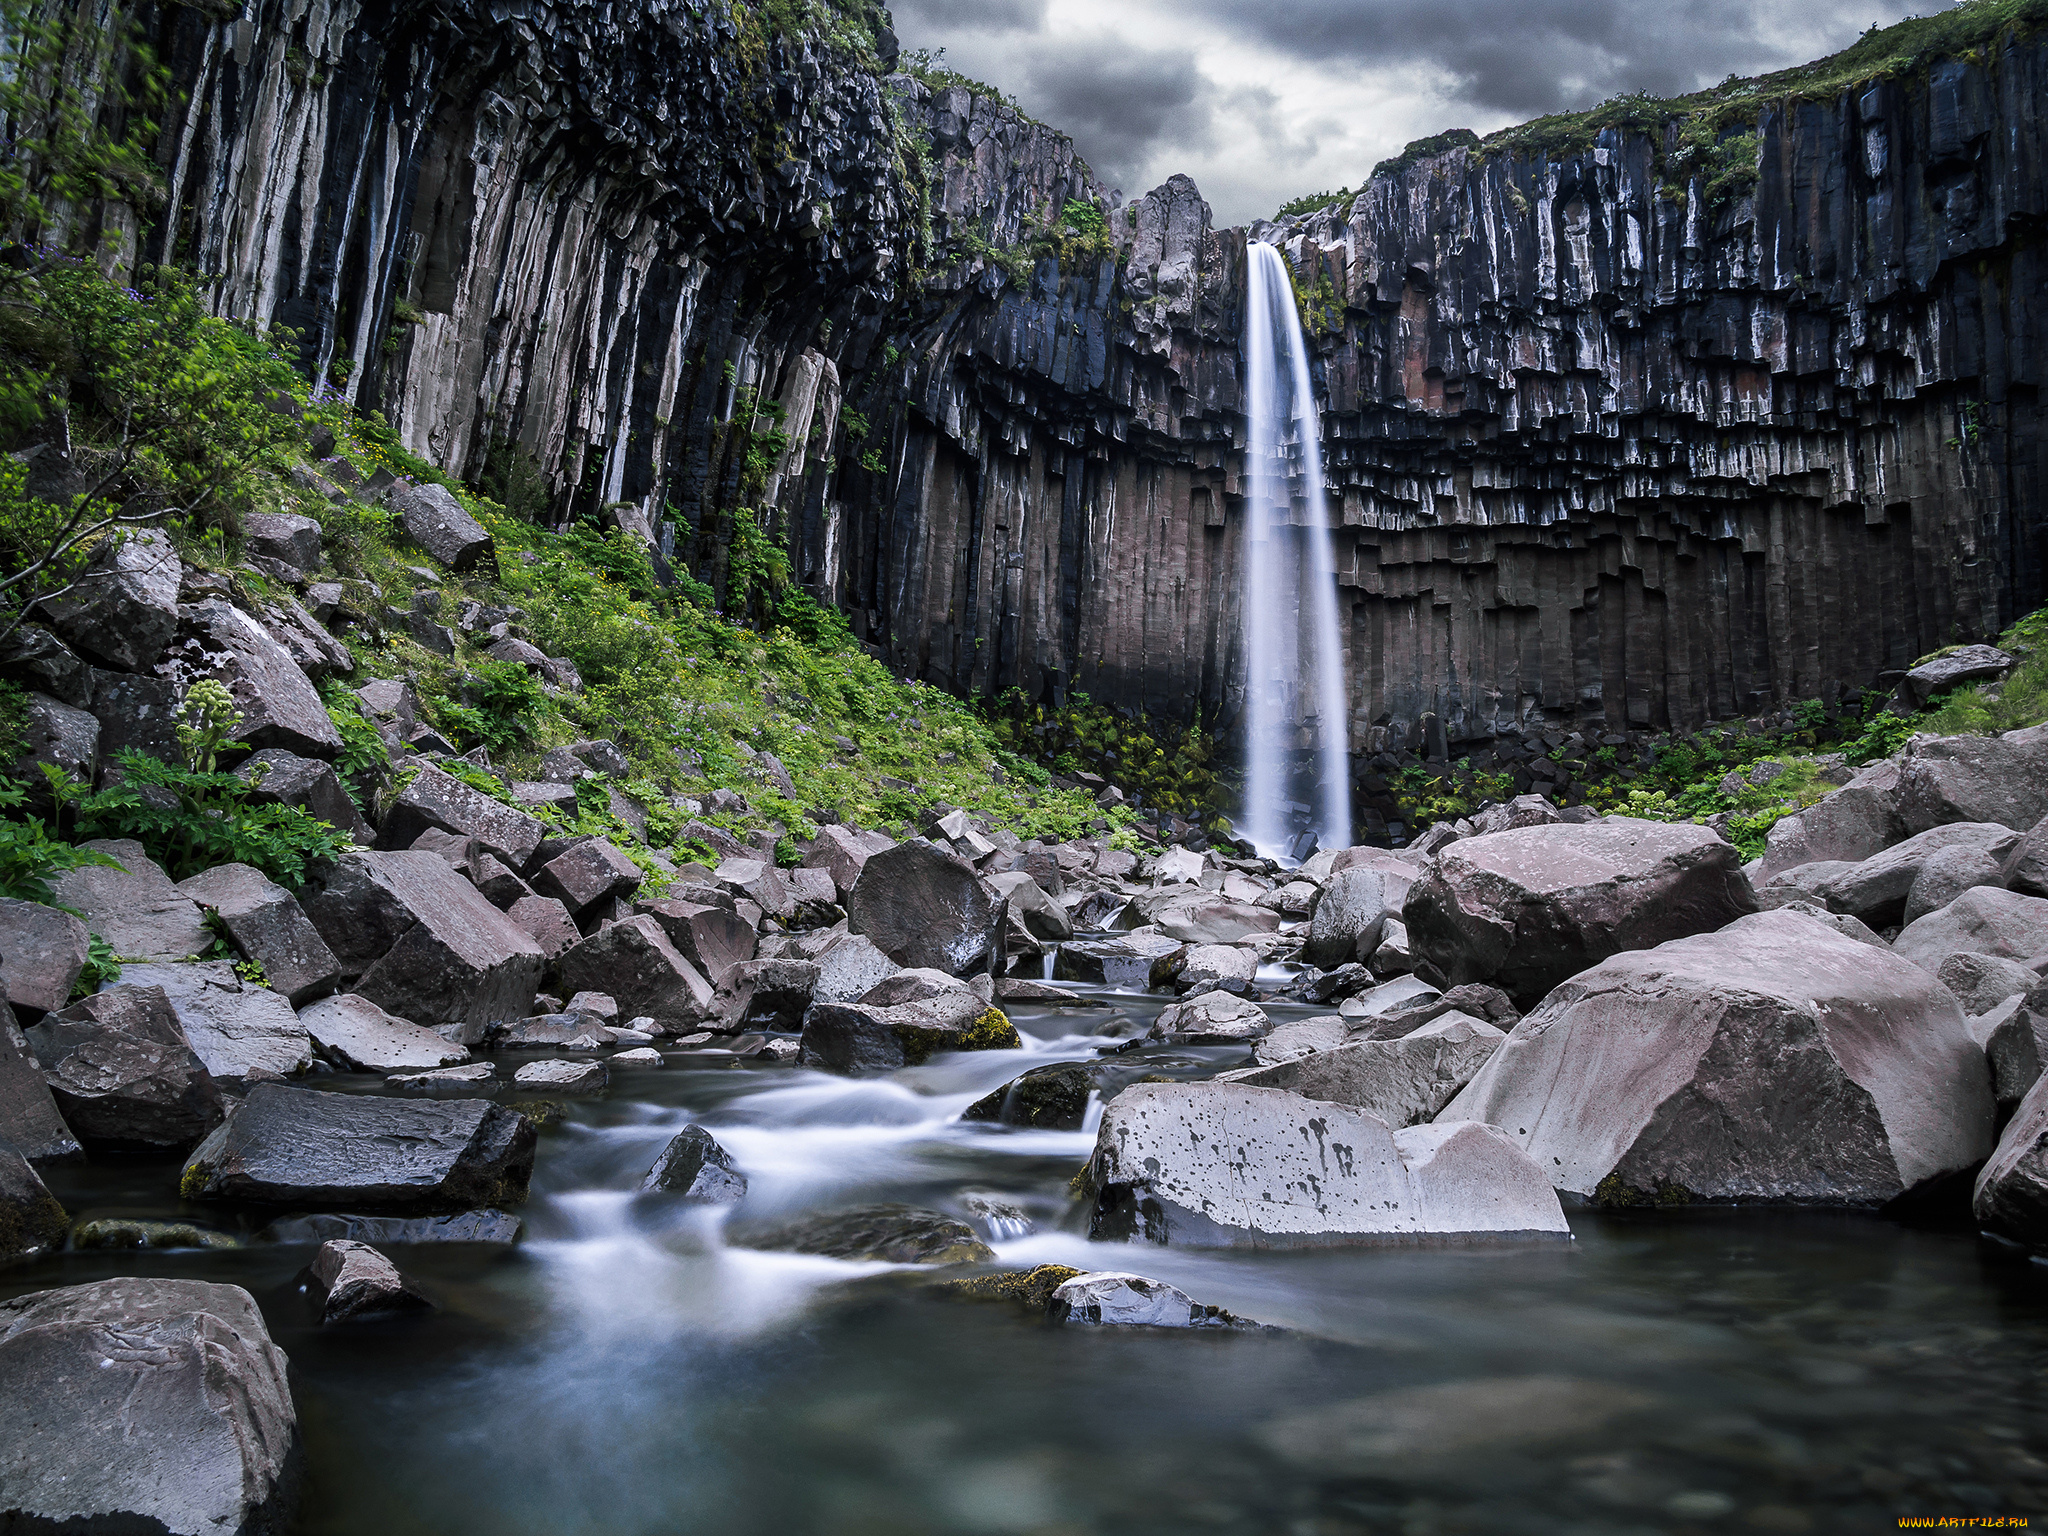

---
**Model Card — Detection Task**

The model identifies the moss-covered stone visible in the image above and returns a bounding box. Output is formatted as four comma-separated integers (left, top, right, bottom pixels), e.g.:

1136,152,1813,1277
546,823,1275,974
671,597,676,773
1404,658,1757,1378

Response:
729,1203,996,1264
936,1264,1083,1311
71,1218,242,1251
962,1063,1095,1129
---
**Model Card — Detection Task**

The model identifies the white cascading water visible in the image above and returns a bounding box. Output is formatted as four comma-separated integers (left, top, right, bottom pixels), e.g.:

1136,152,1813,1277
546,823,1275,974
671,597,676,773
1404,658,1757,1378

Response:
1241,241,1352,859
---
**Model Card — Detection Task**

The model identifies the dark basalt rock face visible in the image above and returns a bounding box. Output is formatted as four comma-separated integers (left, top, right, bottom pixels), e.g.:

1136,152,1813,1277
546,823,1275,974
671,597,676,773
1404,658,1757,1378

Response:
125,3,2048,780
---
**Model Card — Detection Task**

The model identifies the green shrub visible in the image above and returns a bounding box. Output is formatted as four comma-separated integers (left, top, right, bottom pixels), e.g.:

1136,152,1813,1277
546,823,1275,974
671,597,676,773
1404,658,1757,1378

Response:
0,780,122,901
75,750,355,886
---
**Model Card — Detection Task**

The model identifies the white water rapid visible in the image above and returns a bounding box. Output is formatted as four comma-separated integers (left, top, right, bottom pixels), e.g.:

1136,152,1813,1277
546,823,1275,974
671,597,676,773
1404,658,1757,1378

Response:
1241,241,1352,860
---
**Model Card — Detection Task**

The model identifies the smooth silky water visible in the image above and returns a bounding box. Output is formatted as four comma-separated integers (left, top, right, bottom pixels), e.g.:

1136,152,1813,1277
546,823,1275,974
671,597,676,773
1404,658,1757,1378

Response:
10,974,2047,1536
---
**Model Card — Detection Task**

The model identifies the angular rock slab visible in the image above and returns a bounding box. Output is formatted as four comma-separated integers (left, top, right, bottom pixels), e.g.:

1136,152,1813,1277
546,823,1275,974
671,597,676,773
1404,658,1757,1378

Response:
307,1239,434,1324
0,1277,299,1535
1049,1272,1238,1328
0,1138,68,1262
1444,910,1995,1207
181,1082,536,1212
171,598,343,758
1404,819,1759,1009
377,763,547,873
298,993,468,1074
27,985,226,1149
1798,822,2020,930
390,482,494,571
178,861,341,1005
50,838,212,961
1227,1014,1506,1128
38,526,181,672
0,1009,80,1164
1080,1082,1568,1247
1893,887,2048,973
1974,1071,2048,1251
554,916,715,1029
847,839,1006,977
1895,724,2048,836
1304,867,1407,968
0,895,90,1014
121,961,313,1086
728,1203,994,1264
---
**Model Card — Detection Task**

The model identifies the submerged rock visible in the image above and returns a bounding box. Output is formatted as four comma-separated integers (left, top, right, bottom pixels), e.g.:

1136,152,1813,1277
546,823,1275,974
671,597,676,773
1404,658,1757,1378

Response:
1049,1271,1251,1328
937,1264,1083,1311
730,1203,995,1264
256,1209,523,1246
961,1063,1099,1130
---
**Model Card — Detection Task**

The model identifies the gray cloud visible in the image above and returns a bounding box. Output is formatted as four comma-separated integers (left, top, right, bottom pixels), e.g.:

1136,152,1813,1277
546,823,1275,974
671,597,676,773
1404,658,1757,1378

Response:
888,0,1048,37
1017,37,1215,189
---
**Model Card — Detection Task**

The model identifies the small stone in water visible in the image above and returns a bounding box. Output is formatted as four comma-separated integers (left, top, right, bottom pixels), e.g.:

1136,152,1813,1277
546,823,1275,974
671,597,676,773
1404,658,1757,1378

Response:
388,1062,497,1090
610,1047,664,1067
642,1126,746,1201
1665,1492,1737,1519
564,1033,609,1050
673,1031,716,1047
764,1039,800,1063
513,1059,608,1093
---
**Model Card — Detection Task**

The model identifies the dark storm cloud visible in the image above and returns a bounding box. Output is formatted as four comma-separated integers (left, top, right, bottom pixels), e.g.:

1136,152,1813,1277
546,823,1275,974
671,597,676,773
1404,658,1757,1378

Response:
887,0,1048,38
1018,38,1215,188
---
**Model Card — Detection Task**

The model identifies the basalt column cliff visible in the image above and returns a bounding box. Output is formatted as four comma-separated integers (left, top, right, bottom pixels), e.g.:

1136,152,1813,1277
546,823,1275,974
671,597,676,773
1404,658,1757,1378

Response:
123,1,2048,781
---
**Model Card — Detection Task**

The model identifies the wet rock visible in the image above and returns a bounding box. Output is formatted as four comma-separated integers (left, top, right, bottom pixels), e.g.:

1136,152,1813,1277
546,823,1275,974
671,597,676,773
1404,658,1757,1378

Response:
718,958,819,1030
0,1277,299,1533
1305,867,1411,968
1148,942,1258,995
962,1062,1098,1129
641,1126,747,1201
810,932,901,1003
298,993,467,1074
388,1061,497,1092
178,862,342,1005
181,1083,536,1211
554,915,715,1028
38,526,181,672
532,836,643,914
610,1047,663,1067
1054,932,1182,988
799,993,1019,1073
0,626,90,707
1893,887,2048,973
1938,952,2039,1017
69,1217,239,1251
1228,1014,1506,1128
730,1203,994,1264
1973,1072,2048,1252
299,851,545,1028
121,961,313,1085
994,978,1104,1007
986,871,1072,941
506,894,580,958
1147,990,1268,1044
256,1209,522,1245
566,990,618,1019
1445,910,1994,1207
1798,822,2020,929
390,482,493,570
378,763,548,872
26,986,226,1149
1049,1271,1245,1328
91,671,182,766
1404,820,1759,1008
171,598,344,757
640,898,759,988
1895,724,2048,835
50,838,211,961
846,839,1006,977
1,1007,80,1165
860,968,987,1008
0,896,90,1014
306,1239,433,1324
1081,1082,1568,1246
512,1059,608,1093
0,1138,67,1261
937,1264,1083,1311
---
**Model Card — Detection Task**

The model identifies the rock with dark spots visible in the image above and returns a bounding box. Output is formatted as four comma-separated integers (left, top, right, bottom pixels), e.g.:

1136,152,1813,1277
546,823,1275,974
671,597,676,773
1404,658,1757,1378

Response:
1800,822,2020,929
120,961,313,1085
512,1059,608,1093
1080,1083,1568,1246
846,839,1006,977
50,838,212,961
0,896,90,1014
1227,1014,1507,1129
532,836,643,914
0,1277,299,1534
1403,819,1760,1008
1054,932,1182,988
799,994,1019,1074
718,959,819,1030
378,763,547,872
1937,952,2039,1017
38,526,182,671
1973,1072,2048,1252
0,1138,67,1262
256,1209,522,1246
244,512,323,572
390,481,493,570
12,691,96,814
1467,795,1565,837
1893,887,2048,973
962,1062,1099,1129
985,871,1072,941
1305,867,1410,968
298,993,467,1074
0,1011,81,1165
1760,761,1908,879
641,1125,747,1201
178,862,341,1005
639,898,759,988
298,851,545,1028
810,932,900,1003
1147,990,1268,1044
181,1083,536,1211
306,1239,433,1324
506,894,580,959
27,986,225,1149
730,1203,994,1264
1444,910,1994,1207
1895,725,2048,835
238,748,372,842
89,671,182,766
1049,1271,1249,1328
554,916,715,1028
170,598,344,757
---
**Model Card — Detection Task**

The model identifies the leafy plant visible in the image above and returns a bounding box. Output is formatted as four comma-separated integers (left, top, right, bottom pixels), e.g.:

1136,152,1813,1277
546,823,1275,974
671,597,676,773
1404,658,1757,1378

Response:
0,781,121,901
75,750,354,886
69,933,120,1000
176,679,242,772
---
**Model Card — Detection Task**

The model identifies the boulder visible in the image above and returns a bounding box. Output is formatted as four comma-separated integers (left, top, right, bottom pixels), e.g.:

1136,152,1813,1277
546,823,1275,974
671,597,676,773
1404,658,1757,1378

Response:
1137,892,1279,944
1893,887,2048,973
1759,760,1906,879
90,671,182,765
1973,1072,2048,1251
0,625,91,707
798,993,1019,1073
0,1278,298,1534
169,599,343,757
1403,820,1759,1008
641,1126,747,1201
390,481,493,570
237,749,371,842
554,916,715,1028
298,993,468,1073
305,1239,433,1324
26,986,225,1149
244,511,323,572
0,896,90,1014
0,1138,67,1261
718,959,819,1031
2003,813,2048,898
961,1063,1099,1129
985,871,1072,942
512,1059,608,1093
809,932,900,1003
121,961,313,1085
1047,1272,1243,1328
1147,990,1268,1044
1763,899,1890,950
1227,1014,1506,1128
1054,932,1182,988
50,838,211,961
1443,910,1995,1207
1080,1083,1568,1246
1977,995,2047,1113
506,894,580,959
1798,823,2019,929
1148,942,1258,996
566,990,618,1018
12,691,96,813
532,837,643,915
1937,952,2038,1017
299,851,545,1028
377,763,548,872
1895,724,2048,835
180,1083,535,1211
1466,794,1564,837
639,898,758,987
257,596,352,678
729,1203,994,1264
0,1010,81,1163
1250,1014,1350,1067
1304,867,1411,968
1905,644,2015,703
846,839,1006,977
38,526,181,672
801,825,881,898
715,858,795,923
177,862,341,1005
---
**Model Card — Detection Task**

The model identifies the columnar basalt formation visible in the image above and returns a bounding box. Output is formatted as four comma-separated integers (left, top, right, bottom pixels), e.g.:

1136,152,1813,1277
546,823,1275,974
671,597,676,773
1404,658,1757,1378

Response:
113,1,2048,803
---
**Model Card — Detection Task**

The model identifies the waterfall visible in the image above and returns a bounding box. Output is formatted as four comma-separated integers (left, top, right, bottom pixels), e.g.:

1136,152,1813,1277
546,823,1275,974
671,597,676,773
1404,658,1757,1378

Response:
1240,241,1353,860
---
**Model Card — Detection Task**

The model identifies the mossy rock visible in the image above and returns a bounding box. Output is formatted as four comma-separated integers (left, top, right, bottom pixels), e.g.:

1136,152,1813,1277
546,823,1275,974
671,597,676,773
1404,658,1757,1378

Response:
937,1264,1084,1311
728,1203,995,1265
1593,1173,1698,1208
70,1217,242,1251
897,1006,1021,1066
962,1063,1096,1130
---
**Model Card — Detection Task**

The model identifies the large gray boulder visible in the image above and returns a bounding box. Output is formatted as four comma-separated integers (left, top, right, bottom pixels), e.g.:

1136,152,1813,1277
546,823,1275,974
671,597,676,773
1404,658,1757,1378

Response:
638,898,757,988
1403,820,1759,1008
1906,644,2015,704
1225,1013,1506,1128
2002,812,2048,898
50,838,211,961
0,1010,80,1163
1054,932,1181,988
13,691,96,814
808,933,900,1004
0,1277,299,1534
377,763,548,872
178,862,341,1005
121,961,313,1085
531,836,643,915
798,991,1019,1073
0,1137,68,1261
1937,952,2039,1017
1079,1082,1568,1246
37,526,181,672
1304,866,1408,968
181,1082,535,1210
1443,910,1994,1207
168,599,343,758
1895,724,2048,835
1892,887,2048,973
505,894,579,959
554,916,716,1028
846,839,1006,977
1759,760,1905,879
1973,1071,2048,1251
298,851,545,1028
1793,822,2020,929
1132,890,1278,944
985,871,1072,942
389,481,493,571
91,671,181,765
1148,942,1258,996
298,993,469,1074
26,986,225,1149
1975,994,2047,1114
244,511,323,572
0,896,90,1014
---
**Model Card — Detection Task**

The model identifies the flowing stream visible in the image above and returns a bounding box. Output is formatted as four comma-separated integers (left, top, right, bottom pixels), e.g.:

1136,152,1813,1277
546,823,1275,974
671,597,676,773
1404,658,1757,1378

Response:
1242,240,1353,860
11,969,2048,1535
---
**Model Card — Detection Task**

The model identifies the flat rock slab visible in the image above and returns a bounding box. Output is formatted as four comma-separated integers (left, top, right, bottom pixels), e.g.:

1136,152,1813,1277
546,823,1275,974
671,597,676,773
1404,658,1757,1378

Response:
51,839,211,961
1227,1014,1506,1128
378,763,547,872
299,993,469,1073
1081,1082,1568,1247
173,597,343,757
1893,886,2048,973
256,1209,523,1245
513,1059,608,1093
181,1082,535,1212
0,1277,299,1536
1444,910,1995,1207
388,1062,498,1092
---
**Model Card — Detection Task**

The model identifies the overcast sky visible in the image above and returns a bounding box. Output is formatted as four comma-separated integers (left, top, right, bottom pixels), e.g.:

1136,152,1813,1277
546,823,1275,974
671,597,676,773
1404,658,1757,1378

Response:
889,0,1944,225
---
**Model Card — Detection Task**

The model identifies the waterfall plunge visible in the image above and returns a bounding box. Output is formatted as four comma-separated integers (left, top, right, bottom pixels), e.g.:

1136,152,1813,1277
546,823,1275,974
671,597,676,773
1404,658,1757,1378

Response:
1240,241,1352,860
